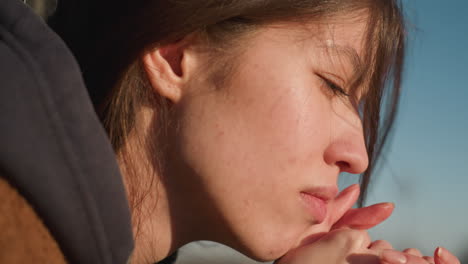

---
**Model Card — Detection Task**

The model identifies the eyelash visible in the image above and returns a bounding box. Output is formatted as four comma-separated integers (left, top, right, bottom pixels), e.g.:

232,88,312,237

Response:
319,75,349,97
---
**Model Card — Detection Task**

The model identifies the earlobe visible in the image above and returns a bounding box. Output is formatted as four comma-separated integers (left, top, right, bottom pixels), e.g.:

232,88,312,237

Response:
142,43,188,103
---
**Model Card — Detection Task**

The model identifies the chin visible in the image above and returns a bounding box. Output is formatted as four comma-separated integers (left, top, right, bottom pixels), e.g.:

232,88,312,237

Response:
238,247,287,262
233,232,299,262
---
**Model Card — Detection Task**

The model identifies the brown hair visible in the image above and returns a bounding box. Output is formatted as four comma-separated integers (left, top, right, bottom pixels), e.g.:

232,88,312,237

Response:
50,0,406,211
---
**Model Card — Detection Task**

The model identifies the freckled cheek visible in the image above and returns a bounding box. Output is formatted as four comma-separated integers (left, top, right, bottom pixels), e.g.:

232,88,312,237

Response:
199,98,326,254
257,94,328,166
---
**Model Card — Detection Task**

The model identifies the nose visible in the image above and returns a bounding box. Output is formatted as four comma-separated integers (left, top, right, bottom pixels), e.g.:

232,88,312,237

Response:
323,126,369,175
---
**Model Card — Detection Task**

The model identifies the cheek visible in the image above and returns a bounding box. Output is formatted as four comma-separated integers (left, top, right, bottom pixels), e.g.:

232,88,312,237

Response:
229,71,330,171
203,73,330,191
220,79,333,256
178,83,331,245
175,49,333,259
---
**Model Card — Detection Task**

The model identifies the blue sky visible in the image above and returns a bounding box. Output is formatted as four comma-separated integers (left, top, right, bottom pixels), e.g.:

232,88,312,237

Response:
338,0,468,258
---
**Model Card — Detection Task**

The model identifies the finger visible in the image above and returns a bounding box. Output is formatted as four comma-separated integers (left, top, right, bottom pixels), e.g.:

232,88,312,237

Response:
404,253,433,264
295,184,361,246
277,229,371,264
327,184,360,225
434,247,461,264
404,248,423,257
423,256,435,264
332,202,394,230
381,250,430,264
369,240,393,251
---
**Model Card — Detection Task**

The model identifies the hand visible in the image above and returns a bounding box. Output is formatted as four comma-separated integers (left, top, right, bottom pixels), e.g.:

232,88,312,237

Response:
331,186,461,264
276,228,379,264
379,247,461,264
276,185,461,264
277,228,441,264
295,184,394,246
330,186,461,264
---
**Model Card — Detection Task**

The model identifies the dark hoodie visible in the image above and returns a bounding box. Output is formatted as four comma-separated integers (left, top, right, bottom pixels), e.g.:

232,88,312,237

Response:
0,0,134,262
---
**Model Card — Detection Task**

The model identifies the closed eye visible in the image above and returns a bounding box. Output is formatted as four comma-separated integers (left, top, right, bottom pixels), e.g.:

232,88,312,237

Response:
317,74,349,97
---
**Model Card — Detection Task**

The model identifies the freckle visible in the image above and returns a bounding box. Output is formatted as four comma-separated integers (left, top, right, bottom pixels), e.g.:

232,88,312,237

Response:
288,157,297,164
268,250,275,257
243,198,252,209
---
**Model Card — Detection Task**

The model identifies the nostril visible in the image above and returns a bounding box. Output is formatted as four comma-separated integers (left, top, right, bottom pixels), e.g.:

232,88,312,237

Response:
336,161,350,171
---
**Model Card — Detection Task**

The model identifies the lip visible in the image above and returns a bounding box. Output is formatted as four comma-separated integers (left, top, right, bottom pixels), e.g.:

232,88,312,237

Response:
300,186,338,223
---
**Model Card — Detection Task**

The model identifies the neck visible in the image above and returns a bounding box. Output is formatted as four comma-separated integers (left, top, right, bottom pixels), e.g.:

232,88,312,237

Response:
117,125,180,263
116,108,215,263
129,181,175,263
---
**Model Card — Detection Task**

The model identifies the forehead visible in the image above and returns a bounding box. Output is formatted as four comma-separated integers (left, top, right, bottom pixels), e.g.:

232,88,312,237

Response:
294,13,372,96
296,14,370,66
317,15,369,57
264,13,370,72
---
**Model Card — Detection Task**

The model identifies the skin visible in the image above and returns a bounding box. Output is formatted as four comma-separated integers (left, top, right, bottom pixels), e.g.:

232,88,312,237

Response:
122,14,461,264
276,187,460,264
173,22,367,259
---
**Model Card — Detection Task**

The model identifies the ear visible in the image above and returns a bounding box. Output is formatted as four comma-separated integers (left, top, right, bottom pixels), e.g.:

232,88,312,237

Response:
142,38,197,103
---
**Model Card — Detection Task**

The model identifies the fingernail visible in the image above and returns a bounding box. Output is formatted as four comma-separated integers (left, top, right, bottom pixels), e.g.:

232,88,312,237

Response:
436,247,444,258
382,250,407,264
381,202,395,209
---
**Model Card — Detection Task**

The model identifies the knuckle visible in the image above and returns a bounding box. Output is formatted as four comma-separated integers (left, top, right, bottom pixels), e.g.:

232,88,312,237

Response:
403,253,427,264
404,248,423,256
328,229,370,249
369,239,392,250
422,256,435,264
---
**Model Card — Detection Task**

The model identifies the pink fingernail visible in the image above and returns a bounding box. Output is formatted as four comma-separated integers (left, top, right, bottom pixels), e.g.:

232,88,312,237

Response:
436,247,444,258
382,250,407,264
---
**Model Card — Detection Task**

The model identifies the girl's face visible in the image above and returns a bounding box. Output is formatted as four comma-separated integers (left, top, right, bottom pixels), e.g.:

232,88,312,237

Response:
163,16,369,261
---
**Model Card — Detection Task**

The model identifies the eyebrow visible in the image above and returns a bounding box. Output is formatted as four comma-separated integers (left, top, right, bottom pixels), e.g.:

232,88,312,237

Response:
321,44,364,81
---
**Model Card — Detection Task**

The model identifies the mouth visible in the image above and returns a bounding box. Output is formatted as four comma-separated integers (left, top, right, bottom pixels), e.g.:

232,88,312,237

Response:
300,186,338,223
